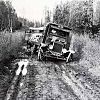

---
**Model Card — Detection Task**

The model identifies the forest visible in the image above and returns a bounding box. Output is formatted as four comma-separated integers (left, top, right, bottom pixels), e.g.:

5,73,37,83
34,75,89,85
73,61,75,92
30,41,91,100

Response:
45,0,100,36
0,0,22,31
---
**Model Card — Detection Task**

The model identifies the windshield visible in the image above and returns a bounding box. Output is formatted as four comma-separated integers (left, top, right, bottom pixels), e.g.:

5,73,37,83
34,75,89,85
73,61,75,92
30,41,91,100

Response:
49,28,69,38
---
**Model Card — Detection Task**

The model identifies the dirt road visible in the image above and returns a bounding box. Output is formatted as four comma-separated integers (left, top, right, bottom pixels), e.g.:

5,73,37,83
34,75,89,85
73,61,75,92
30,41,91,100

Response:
14,55,100,100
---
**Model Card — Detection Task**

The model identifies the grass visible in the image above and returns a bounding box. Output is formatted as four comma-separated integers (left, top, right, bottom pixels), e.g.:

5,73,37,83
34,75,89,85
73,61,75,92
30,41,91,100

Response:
0,31,25,67
71,33,100,77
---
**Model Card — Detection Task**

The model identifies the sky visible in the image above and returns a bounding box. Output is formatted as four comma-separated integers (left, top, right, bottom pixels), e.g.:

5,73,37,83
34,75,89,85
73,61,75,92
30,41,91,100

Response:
7,0,68,22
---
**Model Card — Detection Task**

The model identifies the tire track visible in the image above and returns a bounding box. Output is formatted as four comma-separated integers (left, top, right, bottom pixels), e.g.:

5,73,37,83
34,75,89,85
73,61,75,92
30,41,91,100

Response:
27,58,79,100
55,61,100,100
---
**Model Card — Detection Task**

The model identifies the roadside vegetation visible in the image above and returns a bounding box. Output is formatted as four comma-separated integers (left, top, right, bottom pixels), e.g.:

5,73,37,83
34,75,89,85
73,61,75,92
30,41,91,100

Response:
71,34,100,77
0,31,25,72
0,31,24,59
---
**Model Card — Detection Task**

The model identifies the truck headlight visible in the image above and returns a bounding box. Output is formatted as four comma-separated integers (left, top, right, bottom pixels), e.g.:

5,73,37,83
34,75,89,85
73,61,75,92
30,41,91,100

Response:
49,45,53,50
62,48,67,53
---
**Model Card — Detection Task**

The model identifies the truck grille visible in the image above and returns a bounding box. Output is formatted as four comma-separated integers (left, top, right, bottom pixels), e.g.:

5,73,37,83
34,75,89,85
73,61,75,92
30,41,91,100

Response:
52,42,63,53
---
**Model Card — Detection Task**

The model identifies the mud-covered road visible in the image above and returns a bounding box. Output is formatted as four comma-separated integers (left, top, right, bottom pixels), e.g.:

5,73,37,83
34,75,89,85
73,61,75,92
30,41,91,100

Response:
4,43,100,100
8,53,99,100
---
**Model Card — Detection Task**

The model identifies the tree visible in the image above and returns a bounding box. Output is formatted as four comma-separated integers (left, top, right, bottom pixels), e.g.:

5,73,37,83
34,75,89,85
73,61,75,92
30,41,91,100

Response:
0,1,22,31
45,8,51,24
53,0,93,34
62,3,70,26
93,0,100,25
0,1,8,30
53,5,63,24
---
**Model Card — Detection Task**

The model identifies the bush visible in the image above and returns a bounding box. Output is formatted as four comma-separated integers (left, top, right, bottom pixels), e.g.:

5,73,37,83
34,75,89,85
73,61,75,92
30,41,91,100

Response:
0,31,25,64
79,38,100,76
72,33,100,76
70,34,88,61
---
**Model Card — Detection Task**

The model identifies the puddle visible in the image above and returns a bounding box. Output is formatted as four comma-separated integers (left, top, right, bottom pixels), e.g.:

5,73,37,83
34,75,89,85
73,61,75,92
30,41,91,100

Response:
20,82,23,87
16,59,29,76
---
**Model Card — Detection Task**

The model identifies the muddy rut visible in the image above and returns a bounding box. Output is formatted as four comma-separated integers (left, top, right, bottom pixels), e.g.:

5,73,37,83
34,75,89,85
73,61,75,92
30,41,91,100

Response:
13,55,100,100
